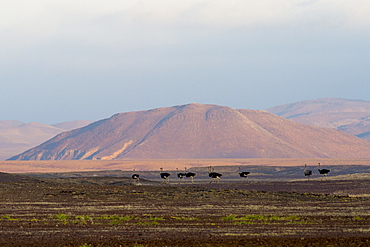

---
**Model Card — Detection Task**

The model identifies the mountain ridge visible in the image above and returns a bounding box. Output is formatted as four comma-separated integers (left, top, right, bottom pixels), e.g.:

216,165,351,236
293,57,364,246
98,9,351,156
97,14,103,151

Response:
0,120,92,160
9,103,370,161
266,98,370,141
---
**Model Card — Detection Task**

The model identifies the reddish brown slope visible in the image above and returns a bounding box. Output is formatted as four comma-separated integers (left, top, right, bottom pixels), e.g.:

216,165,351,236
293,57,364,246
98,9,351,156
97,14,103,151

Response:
239,109,370,158
8,104,370,160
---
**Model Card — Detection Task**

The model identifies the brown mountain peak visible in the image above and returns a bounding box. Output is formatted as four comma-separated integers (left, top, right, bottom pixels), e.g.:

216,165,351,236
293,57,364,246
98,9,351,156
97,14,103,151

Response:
8,103,370,160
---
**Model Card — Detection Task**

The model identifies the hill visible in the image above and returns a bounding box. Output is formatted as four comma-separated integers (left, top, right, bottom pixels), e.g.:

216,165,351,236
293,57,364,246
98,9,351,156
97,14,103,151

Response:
8,103,370,160
0,120,92,160
266,98,370,141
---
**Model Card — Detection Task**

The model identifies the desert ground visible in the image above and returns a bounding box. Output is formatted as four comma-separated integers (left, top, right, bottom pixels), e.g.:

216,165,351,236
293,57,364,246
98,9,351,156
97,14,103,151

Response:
0,160,369,246
1,158,370,173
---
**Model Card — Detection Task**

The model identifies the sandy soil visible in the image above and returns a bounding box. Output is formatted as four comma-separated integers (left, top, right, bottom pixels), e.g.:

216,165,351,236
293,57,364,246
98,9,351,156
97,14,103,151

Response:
1,158,370,173
0,172,369,246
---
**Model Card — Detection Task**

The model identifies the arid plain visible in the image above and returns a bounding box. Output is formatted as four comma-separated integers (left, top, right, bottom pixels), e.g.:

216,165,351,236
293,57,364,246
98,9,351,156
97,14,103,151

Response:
0,159,369,246
2,158,370,173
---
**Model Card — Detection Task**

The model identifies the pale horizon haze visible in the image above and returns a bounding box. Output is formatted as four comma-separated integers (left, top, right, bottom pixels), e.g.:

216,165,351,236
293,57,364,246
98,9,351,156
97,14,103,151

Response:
1,1,370,124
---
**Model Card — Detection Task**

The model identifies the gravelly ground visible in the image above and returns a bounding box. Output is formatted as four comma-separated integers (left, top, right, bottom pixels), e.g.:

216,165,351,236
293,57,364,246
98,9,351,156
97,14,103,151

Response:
0,172,369,246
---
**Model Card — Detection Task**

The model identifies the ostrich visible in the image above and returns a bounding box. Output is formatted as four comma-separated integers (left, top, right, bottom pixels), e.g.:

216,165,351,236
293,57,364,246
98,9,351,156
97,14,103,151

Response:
176,168,186,184
184,167,196,184
318,163,331,179
160,168,171,184
303,164,312,179
131,173,140,185
238,167,250,182
208,166,222,183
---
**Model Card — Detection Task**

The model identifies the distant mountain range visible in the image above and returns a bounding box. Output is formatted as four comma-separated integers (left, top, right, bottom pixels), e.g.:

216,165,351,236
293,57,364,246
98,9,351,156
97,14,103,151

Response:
266,98,370,141
8,103,370,161
0,120,92,160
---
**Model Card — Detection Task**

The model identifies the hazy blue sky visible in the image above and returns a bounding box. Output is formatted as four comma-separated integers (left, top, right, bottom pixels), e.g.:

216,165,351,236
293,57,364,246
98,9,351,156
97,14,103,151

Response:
1,1,370,124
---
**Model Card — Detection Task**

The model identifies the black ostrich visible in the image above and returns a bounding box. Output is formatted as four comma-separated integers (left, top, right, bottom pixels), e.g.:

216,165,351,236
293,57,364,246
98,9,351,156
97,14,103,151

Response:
208,166,222,183
184,167,196,184
176,168,186,184
303,164,312,179
318,163,331,179
160,168,171,184
132,174,140,185
238,167,250,181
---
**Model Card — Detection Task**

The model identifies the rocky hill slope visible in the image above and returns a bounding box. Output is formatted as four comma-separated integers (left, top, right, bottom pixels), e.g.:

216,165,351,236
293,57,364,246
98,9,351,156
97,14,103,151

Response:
266,98,370,141
8,103,370,160
0,120,92,160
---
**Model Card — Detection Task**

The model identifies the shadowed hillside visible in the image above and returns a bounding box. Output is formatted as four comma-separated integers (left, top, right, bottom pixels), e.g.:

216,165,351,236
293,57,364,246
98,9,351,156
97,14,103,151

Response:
8,103,370,160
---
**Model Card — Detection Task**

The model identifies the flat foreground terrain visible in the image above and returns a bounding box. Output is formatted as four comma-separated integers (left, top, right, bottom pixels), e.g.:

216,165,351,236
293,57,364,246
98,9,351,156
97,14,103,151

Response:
0,172,369,246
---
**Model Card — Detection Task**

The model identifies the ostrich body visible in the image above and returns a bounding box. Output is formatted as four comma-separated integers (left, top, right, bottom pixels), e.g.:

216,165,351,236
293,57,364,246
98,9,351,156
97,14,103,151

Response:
238,167,250,181
177,172,186,183
208,166,222,183
132,170,140,185
318,163,330,178
182,167,196,184
239,172,250,178
160,168,171,184
209,172,222,183
185,172,196,184
303,164,312,179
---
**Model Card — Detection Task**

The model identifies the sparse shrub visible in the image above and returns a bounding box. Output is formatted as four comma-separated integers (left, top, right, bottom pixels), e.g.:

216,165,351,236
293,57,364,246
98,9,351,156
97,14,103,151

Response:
109,220,121,225
75,215,93,224
56,213,70,221
268,215,300,221
149,216,164,221
119,215,136,221
240,215,267,221
171,216,199,221
353,216,364,221
222,215,237,221
79,244,92,247
2,215,19,221
97,215,136,221
97,215,111,220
